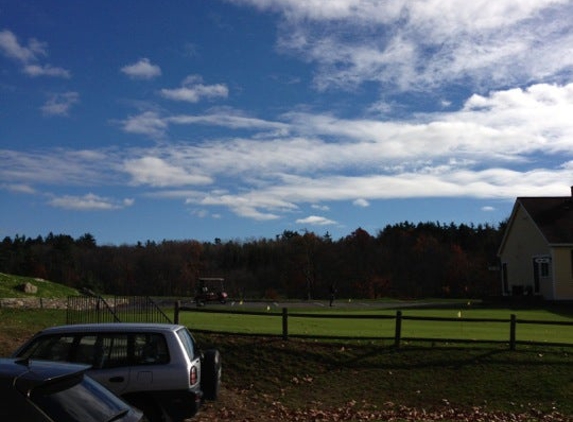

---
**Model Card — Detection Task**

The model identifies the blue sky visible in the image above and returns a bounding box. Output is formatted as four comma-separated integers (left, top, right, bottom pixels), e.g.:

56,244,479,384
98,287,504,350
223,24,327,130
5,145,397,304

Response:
2,0,573,245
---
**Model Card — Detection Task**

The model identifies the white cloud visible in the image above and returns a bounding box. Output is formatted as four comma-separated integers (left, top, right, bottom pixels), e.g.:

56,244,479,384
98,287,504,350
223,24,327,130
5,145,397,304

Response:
48,193,133,211
24,64,71,78
121,58,162,80
0,29,70,78
0,29,46,62
123,157,213,187
0,148,121,186
160,75,228,103
238,0,573,93
311,204,329,211
121,109,288,139
353,198,370,207
482,206,496,212
296,215,337,226
283,83,573,164
2,183,36,194
198,192,295,221
168,110,288,131
3,82,573,222
367,101,394,115
191,209,209,218
41,92,79,116
121,111,168,138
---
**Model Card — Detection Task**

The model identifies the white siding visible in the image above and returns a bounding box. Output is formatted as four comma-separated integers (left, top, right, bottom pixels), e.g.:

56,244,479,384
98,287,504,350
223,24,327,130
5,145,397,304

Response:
499,204,551,297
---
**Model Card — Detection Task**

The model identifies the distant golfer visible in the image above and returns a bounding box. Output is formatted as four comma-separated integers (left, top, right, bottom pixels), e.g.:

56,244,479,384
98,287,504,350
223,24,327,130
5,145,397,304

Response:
329,284,336,307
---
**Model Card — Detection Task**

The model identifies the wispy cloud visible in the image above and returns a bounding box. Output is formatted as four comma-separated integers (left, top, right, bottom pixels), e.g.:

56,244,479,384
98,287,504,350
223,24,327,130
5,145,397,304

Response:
296,215,337,226
2,183,36,194
311,204,330,211
121,109,288,139
0,29,46,62
121,58,162,80
2,80,573,221
160,75,228,103
41,92,79,116
197,193,287,221
0,148,120,186
123,157,213,187
121,111,168,138
168,109,288,131
236,0,573,93
24,64,70,78
48,193,134,211
0,29,70,78
353,198,370,207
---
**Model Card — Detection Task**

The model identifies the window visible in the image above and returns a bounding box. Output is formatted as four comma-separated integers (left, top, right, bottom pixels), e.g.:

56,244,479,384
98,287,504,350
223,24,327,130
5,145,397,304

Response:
30,374,129,422
74,335,98,366
21,336,75,362
20,332,171,369
502,263,508,294
534,257,551,279
66,334,129,369
134,333,169,365
540,261,550,277
176,328,197,359
99,334,129,368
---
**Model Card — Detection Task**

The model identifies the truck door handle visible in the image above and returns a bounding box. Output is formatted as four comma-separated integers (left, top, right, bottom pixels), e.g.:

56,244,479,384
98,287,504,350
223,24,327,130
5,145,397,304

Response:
109,376,124,383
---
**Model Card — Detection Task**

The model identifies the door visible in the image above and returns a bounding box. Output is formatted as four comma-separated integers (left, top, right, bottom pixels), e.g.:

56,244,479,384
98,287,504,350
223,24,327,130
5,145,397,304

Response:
82,333,131,395
532,259,540,294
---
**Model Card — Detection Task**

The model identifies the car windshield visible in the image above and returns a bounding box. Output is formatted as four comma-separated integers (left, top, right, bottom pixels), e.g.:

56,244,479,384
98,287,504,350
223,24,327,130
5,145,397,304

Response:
30,374,130,422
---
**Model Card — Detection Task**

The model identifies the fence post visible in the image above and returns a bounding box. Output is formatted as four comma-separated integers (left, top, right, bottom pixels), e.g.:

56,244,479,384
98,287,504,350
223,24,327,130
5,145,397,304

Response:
174,301,180,325
282,308,289,341
509,314,516,351
394,310,402,348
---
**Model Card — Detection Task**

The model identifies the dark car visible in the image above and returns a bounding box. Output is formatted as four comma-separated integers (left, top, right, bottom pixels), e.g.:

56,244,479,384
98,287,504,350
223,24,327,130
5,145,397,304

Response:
0,358,143,422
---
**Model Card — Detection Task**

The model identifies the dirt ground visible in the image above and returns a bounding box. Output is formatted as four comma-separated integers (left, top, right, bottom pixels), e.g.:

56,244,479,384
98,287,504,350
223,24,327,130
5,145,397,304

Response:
192,387,572,422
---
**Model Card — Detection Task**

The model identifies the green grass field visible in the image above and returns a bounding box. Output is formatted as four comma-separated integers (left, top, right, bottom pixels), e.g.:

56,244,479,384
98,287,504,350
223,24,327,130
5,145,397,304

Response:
177,305,573,346
2,273,573,419
1,305,573,420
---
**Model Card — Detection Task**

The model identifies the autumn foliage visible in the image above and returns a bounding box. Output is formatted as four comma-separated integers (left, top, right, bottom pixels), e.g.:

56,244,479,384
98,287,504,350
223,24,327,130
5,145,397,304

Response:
0,221,503,299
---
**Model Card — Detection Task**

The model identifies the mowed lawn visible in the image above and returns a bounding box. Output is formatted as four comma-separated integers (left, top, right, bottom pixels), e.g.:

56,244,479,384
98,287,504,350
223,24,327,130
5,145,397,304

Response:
178,305,573,345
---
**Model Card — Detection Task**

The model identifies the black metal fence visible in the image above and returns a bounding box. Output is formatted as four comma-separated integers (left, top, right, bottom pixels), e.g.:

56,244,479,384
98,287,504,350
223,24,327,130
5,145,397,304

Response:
66,296,172,324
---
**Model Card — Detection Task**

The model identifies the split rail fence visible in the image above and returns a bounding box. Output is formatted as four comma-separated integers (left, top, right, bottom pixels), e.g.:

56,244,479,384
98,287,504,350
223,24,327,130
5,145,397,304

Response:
174,304,573,350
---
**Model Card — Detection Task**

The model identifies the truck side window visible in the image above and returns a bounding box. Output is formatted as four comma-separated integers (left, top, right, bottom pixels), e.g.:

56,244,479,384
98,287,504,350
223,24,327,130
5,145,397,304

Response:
134,333,169,365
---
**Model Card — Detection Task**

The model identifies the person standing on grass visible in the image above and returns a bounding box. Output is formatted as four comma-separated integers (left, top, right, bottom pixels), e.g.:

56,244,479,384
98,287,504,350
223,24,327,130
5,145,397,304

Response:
329,284,336,307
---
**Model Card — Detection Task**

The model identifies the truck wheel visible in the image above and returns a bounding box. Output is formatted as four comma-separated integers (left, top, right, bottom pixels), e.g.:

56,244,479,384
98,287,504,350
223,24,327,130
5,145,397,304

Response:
201,349,222,401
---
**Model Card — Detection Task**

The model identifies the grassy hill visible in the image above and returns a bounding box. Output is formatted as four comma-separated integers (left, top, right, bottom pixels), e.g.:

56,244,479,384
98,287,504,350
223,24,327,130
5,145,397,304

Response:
0,273,79,298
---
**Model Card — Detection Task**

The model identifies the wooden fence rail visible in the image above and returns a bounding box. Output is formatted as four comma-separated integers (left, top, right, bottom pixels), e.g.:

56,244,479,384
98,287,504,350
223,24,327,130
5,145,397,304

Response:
175,303,573,350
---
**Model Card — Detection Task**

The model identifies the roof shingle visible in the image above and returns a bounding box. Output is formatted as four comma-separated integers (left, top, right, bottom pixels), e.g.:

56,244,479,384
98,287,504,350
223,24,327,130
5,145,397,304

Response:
518,196,573,244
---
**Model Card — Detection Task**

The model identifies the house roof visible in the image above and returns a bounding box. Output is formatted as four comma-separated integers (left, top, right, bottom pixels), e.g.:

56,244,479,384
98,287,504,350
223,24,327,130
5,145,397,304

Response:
517,196,573,244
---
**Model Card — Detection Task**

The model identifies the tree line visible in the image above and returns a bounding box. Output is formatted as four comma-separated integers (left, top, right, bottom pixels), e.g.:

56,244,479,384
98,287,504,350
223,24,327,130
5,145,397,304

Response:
0,221,505,300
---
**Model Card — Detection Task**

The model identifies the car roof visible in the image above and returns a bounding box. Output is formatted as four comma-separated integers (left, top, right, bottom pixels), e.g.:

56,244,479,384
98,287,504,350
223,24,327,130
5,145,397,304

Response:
35,322,186,335
0,358,89,390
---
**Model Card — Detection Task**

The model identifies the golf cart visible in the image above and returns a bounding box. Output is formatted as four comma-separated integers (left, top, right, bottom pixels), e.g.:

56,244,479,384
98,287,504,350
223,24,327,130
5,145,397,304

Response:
195,277,228,306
